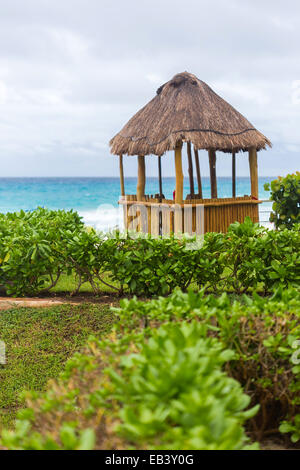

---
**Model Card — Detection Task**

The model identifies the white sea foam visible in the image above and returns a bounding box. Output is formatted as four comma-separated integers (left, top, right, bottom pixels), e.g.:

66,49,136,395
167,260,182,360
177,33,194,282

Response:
79,204,124,232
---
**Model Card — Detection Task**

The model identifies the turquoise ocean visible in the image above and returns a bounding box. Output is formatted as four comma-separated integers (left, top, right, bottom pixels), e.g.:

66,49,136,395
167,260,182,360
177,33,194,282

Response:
0,177,273,231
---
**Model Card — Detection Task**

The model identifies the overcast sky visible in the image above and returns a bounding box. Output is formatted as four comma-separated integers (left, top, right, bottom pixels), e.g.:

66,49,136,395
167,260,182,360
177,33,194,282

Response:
0,0,299,177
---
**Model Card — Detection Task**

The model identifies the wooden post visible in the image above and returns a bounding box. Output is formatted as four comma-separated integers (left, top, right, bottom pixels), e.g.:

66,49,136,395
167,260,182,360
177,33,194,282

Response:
137,155,145,200
187,142,195,197
248,147,258,199
158,156,163,199
119,155,125,197
232,151,236,198
208,149,218,198
193,146,202,198
174,142,183,233
158,155,163,235
174,142,183,204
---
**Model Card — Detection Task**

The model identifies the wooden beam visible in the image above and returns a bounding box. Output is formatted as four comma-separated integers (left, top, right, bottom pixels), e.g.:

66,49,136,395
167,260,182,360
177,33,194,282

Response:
187,142,195,197
158,156,163,199
193,146,202,198
248,147,258,199
174,142,183,204
137,155,145,200
232,151,236,198
158,156,163,235
119,155,125,197
208,150,218,198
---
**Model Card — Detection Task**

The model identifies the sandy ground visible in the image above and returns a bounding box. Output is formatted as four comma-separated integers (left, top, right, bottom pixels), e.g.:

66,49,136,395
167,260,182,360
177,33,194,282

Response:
0,297,79,309
0,292,121,309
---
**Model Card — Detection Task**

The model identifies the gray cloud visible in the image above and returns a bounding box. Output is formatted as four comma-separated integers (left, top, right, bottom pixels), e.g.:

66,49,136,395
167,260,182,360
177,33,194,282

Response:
0,0,299,177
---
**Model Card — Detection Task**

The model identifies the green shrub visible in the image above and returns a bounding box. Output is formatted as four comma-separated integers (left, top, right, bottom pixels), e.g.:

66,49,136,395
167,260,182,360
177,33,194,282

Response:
62,228,118,295
0,210,299,297
193,232,227,290
225,217,300,293
107,322,258,450
103,220,299,296
114,287,300,442
0,208,83,296
0,321,258,450
280,415,300,444
264,172,300,229
103,234,204,296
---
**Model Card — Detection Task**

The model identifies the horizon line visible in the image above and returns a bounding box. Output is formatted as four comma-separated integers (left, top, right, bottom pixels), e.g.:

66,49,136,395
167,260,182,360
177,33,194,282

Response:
0,175,278,179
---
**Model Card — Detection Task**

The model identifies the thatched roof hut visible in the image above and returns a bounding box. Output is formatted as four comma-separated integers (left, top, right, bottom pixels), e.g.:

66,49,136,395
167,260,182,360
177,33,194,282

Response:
110,72,271,235
110,71,271,156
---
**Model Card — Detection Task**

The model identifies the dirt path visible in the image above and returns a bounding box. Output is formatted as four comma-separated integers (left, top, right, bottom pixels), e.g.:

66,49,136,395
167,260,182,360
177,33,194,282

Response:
0,292,121,309
0,297,79,310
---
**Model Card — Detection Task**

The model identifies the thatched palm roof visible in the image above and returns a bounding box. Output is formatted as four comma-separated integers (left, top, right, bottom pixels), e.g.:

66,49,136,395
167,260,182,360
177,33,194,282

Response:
110,72,271,156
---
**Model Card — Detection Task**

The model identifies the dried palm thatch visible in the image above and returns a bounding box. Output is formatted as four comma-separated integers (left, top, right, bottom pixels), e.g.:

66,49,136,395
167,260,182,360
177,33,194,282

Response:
110,72,271,156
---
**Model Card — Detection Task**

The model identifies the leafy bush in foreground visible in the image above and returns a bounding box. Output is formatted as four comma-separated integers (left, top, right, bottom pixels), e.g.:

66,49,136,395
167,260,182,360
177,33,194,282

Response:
0,321,258,450
1,288,299,449
107,322,258,450
280,415,300,444
114,287,300,443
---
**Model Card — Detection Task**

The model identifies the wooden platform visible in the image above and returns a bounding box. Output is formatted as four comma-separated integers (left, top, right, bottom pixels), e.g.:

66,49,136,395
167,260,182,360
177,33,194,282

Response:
119,195,261,235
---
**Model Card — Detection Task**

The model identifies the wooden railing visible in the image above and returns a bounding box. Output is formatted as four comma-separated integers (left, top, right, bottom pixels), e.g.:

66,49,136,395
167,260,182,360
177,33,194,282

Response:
119,195,261,235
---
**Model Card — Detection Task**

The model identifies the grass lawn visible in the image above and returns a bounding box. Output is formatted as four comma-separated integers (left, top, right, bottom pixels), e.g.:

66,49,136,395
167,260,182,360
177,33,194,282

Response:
0,303,114,429
50,272,120,295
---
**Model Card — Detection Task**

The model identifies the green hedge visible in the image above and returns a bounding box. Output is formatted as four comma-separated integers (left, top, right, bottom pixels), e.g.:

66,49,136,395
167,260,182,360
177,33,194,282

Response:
0,208,83,296
0,208,299,297
1,287,299,450
264,172,300,229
